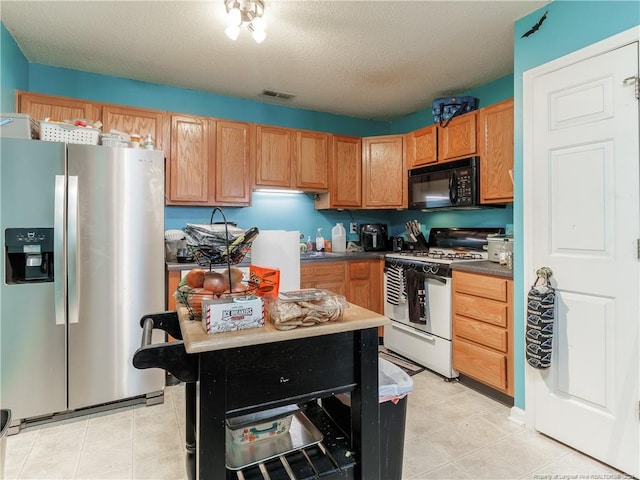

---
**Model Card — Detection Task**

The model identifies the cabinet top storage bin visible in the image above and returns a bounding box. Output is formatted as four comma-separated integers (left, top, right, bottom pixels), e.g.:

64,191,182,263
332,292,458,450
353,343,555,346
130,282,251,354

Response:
40,121,100,145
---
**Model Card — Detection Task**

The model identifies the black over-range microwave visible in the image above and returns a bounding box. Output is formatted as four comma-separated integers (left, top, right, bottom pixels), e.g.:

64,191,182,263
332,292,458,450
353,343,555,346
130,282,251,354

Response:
408,157,484,210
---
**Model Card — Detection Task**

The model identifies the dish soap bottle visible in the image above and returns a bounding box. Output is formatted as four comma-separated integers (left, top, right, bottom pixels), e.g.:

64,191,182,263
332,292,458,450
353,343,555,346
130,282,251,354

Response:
499,239,509,266
315,228,325,252
306,235,314,252
331,222,347,253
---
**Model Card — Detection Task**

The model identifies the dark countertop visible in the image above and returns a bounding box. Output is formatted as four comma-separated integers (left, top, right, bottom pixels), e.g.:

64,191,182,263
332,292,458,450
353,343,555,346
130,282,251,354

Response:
166,251,388,271
451,260,513,279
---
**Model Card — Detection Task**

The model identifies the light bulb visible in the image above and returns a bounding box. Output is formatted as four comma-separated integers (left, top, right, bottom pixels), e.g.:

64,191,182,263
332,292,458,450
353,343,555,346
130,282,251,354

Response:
225,24,241,40
251,16,265,32
251,28,266,43
249,19,266,43
227,7,241,26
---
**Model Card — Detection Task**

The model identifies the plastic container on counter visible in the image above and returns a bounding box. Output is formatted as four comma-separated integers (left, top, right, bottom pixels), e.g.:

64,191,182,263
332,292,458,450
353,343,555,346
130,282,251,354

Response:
266,288,348,330
331,222,347,252
226,404,299,445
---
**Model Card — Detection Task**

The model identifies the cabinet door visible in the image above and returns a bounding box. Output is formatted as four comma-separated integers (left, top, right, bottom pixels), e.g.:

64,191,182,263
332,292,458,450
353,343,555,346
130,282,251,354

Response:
362,135,405,208
300,262,346,296
316,135,362,209
166,114,214,205
409,125,438,168
294,130,329,190
102,105,165,151
479,99,514,203
17,91,101,123
346,260,383,314
255,125,292,187
438,111,477,162
215,120,251,205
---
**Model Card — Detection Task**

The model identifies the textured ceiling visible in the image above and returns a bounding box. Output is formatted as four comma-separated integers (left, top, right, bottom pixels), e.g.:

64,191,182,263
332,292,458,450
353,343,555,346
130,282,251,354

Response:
1,0,547,120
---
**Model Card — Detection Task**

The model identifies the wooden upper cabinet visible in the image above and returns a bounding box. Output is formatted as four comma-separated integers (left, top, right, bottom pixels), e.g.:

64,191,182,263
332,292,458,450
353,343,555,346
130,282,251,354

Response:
166,114,214,205
478,99,514,204
101,105,165,151
255,125,293,188
362,135,405,208
17,91,101,123
214,120,251,206
315,135,362,209
293,130,329,190
408,125,438,168
438,111,477,162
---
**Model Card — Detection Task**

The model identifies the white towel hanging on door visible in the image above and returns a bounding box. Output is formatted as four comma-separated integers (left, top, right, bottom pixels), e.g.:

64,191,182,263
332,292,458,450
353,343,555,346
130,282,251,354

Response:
385,266,406,306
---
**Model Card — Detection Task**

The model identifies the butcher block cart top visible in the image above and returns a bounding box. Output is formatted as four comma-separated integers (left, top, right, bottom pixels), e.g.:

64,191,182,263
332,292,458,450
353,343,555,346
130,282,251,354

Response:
134,302,389,480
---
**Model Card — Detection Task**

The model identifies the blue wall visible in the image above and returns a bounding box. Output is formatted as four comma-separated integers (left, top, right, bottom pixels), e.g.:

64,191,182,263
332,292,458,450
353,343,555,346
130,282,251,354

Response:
511,1,639,410
0,23,29,111
26,64,390,137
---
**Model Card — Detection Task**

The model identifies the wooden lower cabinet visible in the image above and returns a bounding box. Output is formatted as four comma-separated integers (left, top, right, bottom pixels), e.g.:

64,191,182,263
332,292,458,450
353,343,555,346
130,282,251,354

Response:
452,270,513,396
166,269,182,311
346,260,383,314
300,259,383,314
300,262,347,296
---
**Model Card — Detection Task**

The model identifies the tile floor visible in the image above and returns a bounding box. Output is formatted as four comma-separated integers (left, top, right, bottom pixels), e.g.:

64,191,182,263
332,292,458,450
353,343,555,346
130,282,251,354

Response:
3,370,632,480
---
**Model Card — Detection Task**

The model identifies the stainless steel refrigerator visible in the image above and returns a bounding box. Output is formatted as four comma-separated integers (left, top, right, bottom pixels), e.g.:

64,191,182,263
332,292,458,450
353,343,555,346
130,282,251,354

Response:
0,138,165,428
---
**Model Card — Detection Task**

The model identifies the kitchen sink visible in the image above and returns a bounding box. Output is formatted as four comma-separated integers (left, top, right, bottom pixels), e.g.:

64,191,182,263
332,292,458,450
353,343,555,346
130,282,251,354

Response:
300,251,344,259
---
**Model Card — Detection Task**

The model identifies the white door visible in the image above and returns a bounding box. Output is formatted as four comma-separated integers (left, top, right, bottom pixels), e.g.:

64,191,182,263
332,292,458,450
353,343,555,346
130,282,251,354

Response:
524,36,639,477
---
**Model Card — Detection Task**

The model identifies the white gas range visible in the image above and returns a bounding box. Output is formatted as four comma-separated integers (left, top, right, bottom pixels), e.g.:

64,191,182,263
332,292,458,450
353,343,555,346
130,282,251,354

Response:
383,228,501,380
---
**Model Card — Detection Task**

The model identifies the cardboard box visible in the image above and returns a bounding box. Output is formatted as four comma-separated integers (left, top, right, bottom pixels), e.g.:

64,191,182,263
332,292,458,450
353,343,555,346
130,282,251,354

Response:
202,295,264,334
0,113,39,139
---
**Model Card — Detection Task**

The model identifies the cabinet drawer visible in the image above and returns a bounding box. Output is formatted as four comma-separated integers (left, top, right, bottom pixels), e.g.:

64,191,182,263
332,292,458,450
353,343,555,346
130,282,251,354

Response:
453,339,507,391
225,332,356,410
454,293,508,327
454,315,507,352
348,261,370,280
300,262,345,283
453,271,508,302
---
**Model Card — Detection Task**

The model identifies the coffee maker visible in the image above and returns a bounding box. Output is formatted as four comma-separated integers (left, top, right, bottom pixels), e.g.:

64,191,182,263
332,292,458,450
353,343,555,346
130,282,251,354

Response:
4,228,54,283
359,224,389,251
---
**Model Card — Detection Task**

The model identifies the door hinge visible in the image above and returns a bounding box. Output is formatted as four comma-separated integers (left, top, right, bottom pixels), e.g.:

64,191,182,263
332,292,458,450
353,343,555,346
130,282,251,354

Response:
623,75,639,100
637,239,640,260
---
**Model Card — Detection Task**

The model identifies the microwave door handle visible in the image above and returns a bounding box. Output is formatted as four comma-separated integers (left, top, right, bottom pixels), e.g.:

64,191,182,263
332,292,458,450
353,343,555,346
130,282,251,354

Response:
449,172,458,204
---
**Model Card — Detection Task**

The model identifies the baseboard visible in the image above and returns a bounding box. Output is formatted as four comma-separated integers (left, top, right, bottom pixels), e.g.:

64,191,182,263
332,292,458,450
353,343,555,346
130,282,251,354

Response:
509,406,526,426
458,374,514,407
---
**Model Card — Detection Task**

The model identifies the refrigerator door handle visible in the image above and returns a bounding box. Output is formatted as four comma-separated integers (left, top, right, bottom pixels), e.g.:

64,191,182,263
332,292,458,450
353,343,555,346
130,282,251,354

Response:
68,175,79,324
54,175,66,325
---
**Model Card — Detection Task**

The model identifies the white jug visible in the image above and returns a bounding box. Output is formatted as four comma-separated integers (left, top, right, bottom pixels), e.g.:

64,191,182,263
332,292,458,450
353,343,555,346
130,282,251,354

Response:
331,223,347,252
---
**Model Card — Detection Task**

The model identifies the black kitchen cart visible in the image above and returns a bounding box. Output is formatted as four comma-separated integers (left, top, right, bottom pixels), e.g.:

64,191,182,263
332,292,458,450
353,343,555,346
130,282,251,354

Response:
134,303,389,480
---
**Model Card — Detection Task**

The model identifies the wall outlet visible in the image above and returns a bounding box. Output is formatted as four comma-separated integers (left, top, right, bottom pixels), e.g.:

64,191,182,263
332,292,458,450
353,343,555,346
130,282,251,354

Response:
350,222,357,234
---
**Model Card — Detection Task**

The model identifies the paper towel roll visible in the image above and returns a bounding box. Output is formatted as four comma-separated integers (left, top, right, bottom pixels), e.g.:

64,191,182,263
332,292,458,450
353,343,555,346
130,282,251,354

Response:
250,230,300,292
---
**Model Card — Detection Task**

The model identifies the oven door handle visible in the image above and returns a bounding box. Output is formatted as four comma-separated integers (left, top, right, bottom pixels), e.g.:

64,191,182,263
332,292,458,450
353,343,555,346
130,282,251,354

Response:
423,273,447,285
391,321,436,341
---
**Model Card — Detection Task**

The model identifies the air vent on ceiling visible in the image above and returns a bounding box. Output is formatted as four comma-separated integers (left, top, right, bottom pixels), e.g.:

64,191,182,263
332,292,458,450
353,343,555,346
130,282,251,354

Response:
261,89,296,100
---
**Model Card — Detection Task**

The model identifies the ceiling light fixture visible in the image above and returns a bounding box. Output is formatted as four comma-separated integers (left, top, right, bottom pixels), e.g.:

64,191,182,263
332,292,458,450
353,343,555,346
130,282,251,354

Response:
224,0,267,43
